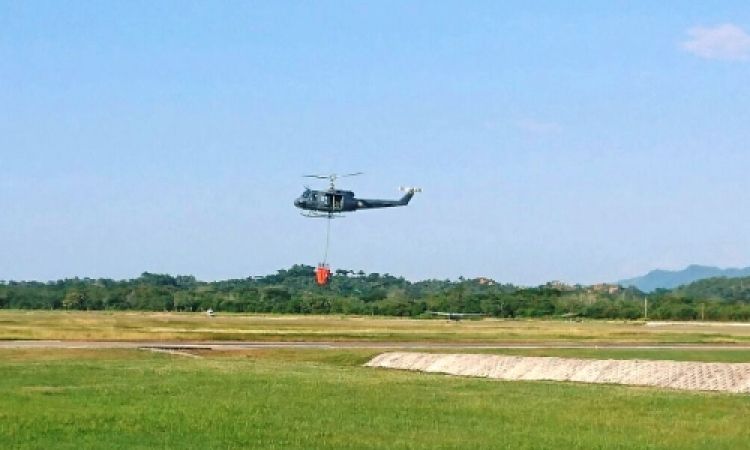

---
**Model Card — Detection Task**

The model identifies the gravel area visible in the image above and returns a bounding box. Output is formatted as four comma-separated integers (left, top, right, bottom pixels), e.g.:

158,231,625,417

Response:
366,352,750,393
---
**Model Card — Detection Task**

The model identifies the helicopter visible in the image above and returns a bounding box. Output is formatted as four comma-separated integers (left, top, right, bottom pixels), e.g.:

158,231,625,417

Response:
294,172,421,218
295,173,421,286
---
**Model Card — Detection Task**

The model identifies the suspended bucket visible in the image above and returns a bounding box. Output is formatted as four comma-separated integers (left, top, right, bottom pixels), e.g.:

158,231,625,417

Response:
315,264,331,286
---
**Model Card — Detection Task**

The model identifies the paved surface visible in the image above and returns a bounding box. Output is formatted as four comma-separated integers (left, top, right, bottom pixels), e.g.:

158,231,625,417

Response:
2,340,750,350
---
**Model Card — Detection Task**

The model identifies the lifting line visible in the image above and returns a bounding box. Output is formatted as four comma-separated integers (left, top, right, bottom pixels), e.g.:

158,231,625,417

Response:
315,216,333,286
322,215,332,264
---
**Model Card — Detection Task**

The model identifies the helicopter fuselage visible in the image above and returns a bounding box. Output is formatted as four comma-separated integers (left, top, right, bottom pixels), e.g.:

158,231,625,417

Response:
294,188,417,216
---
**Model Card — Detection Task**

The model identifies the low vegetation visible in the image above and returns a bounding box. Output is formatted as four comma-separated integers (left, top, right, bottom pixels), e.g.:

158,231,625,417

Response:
2,265,750,321
1,348,749,449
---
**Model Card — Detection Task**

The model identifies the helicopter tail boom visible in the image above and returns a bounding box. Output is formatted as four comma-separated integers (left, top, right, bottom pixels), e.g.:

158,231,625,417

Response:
397,187,421,205
356,187,421,209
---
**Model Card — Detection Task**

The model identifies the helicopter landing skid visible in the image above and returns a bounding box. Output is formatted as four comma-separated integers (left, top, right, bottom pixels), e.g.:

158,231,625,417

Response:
301,212,345,219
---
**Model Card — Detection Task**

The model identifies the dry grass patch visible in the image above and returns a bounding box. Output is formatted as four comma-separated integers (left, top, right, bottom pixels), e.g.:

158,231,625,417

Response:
3,311,750,344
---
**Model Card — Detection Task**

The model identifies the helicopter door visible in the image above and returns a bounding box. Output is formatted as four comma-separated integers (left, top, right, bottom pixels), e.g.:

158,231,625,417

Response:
333,194,343,210
326,193,344,210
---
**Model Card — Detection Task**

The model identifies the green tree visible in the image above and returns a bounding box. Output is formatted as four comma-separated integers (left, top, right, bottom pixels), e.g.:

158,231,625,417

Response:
63,291,84,310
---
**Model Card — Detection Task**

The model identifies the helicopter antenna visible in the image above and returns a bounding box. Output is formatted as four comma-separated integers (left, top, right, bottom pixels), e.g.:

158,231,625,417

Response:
303,172,362,190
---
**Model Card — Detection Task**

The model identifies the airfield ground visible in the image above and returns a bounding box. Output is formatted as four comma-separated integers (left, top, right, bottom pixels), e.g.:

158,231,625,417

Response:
1,311,749,449
3,310,750,343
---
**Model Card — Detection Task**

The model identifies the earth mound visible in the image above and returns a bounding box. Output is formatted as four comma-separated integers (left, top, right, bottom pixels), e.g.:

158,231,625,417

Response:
365,352,750,393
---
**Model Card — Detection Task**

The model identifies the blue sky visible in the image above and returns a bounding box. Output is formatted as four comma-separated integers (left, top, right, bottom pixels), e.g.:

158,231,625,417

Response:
2,1,749,285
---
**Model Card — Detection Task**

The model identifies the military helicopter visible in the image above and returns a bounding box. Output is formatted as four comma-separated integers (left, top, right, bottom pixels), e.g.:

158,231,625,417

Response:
294,172,421,218
295,172,420,286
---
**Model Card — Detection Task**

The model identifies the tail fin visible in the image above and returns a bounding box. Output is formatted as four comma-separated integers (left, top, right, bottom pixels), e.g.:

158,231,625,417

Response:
398,187,422,205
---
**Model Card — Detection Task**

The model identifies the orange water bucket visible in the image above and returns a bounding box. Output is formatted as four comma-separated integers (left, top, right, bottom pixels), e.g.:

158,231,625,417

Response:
315,264,331,285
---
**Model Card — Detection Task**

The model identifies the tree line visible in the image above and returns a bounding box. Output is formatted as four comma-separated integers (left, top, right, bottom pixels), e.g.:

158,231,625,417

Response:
1,265,749,321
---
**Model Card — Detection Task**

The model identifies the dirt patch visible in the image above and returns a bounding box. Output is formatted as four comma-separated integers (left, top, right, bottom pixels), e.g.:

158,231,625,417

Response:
144,348,203,359
366,352,750,393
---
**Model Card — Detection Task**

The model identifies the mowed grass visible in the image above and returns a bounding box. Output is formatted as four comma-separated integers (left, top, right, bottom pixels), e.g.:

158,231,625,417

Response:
189,347,750,364
3,310,750,344
1,349,749,450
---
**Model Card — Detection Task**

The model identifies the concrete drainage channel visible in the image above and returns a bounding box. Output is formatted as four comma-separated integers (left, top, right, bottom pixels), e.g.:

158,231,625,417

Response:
365,352,750,394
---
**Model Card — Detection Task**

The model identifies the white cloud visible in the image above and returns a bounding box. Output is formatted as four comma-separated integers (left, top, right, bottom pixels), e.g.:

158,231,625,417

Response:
682,24,750,61
517,120,563,135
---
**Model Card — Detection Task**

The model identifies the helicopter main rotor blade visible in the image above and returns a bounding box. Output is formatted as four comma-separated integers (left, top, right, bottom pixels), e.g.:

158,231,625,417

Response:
302,172,363,181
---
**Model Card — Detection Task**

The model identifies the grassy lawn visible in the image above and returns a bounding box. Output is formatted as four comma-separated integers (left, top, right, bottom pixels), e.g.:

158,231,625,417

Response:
2,310,750,344
185,347,750,363
1,349,748,449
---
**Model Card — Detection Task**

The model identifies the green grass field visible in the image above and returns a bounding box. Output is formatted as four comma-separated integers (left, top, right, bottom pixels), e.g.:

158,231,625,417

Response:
1,348,749,449
2,312,749,448
3,310,750,344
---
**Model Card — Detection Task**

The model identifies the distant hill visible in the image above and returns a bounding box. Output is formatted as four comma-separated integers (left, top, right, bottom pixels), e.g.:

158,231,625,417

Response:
618,265,750,292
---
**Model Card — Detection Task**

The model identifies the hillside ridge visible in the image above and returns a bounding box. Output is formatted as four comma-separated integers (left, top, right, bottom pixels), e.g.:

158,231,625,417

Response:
618,264,750,292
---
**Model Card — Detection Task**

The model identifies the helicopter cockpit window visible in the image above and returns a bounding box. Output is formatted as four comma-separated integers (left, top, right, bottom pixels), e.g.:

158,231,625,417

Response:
311,193,317,201
302,191,310,198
